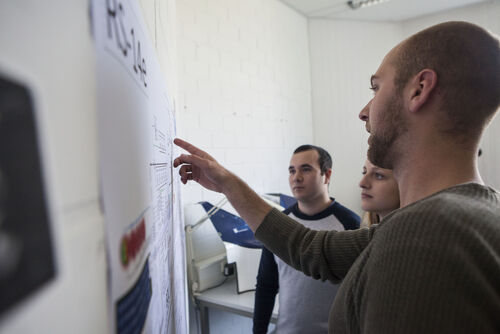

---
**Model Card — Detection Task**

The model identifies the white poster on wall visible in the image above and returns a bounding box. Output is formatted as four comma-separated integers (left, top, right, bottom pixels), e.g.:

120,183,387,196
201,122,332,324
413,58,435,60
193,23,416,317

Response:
90,0,187,333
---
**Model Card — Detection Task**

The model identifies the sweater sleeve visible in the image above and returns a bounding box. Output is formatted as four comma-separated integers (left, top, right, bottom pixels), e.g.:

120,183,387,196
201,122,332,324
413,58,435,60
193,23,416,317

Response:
360,209,500,334
255,208,375,283
253,247,279,334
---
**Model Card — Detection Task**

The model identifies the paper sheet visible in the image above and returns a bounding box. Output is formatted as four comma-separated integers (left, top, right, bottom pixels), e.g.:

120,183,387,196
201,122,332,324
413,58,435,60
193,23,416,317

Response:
90,0,187,332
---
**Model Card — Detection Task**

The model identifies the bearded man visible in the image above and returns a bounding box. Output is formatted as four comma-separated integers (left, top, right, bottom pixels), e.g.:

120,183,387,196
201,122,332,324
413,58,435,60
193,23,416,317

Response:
174,21,500,333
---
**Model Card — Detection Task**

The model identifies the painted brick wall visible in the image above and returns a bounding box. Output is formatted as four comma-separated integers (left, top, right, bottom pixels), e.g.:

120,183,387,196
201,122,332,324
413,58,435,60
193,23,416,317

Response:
176,1,311,333
176,0,313,207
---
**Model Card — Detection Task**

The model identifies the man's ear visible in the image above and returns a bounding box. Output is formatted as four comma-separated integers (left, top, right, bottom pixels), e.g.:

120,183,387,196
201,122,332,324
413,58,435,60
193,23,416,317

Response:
408,69,438,113
324,168,332,185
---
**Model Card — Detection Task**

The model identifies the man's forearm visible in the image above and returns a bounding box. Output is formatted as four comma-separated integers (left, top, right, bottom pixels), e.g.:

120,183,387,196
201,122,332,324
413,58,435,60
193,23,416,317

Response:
221,172,273,232
173,138,273,230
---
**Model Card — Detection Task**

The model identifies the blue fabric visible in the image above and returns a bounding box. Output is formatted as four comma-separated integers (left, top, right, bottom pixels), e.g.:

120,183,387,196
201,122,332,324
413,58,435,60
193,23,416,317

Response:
331,201,360,230
253,200,360,334
279,194,296,209
253,247,279,334
200,202,263,249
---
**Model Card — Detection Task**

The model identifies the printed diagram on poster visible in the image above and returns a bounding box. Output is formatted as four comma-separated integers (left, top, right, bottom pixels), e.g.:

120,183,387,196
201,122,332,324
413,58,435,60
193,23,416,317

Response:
90,0,186,333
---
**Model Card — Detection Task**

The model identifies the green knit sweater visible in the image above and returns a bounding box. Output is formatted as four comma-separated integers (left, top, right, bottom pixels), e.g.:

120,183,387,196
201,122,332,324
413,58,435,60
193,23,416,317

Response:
255,183,500,333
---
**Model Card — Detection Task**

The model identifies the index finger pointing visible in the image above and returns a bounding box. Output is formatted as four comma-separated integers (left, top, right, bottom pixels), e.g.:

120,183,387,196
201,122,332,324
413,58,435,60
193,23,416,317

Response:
174,138,211,159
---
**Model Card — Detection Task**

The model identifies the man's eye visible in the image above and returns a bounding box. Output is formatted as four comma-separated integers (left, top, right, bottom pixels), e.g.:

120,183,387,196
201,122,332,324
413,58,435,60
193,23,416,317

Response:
289,170,295,174
370,85,378,93
375,173,384,180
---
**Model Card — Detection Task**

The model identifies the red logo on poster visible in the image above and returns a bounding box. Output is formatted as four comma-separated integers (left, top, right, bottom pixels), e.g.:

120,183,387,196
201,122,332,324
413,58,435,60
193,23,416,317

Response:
120,218,146,268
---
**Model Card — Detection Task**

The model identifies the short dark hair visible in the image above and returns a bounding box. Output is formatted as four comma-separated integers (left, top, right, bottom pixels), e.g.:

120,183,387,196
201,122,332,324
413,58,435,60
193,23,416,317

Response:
293,145,332,175
393,21,500,137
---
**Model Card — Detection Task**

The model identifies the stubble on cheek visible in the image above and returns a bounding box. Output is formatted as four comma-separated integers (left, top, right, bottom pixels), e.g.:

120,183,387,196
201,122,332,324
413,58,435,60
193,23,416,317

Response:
367,97,406,169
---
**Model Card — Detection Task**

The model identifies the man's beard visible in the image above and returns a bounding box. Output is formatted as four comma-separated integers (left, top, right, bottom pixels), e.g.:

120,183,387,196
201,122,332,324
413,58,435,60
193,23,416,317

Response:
367,94,407,169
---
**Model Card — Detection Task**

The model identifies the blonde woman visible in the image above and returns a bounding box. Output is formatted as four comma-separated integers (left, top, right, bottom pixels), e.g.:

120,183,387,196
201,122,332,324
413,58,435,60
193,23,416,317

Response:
359,159,399,227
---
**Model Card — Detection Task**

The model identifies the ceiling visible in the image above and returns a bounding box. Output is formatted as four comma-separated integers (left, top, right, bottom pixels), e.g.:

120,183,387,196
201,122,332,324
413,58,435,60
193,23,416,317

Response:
279,0,489,22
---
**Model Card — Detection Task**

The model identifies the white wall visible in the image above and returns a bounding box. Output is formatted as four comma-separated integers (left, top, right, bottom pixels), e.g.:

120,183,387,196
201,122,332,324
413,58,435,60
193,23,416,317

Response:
401,0,500,190
0,0,178,333
0,1,106,332
308,0,500,214
308,19,401,214
175,0,312,333
176,0,313,207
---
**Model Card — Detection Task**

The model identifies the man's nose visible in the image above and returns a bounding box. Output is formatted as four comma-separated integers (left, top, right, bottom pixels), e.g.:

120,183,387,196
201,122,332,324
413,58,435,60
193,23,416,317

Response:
359,100,371,122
